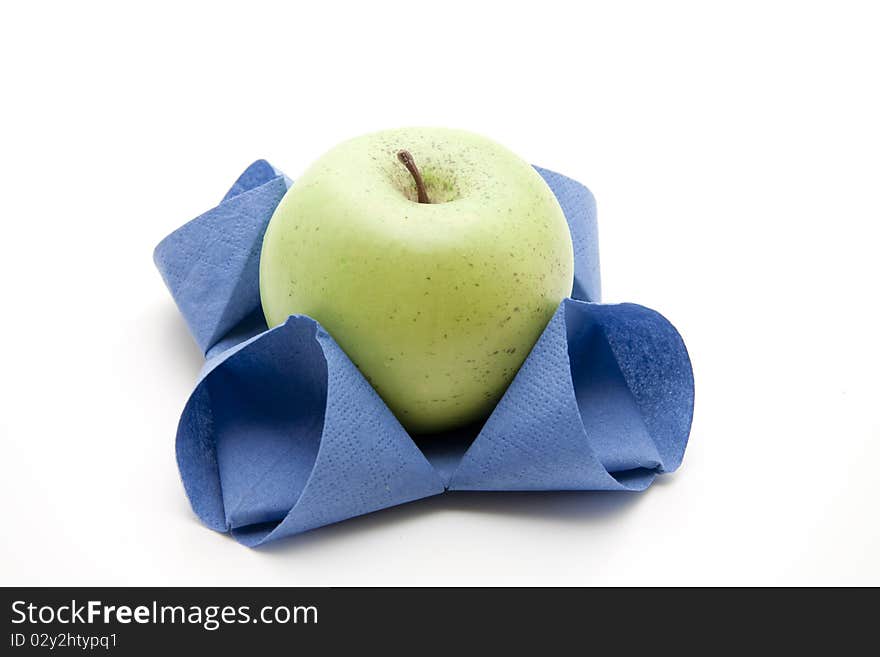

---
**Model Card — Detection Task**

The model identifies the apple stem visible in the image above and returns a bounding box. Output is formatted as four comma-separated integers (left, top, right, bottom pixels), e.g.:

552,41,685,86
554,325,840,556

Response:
397,150,431,204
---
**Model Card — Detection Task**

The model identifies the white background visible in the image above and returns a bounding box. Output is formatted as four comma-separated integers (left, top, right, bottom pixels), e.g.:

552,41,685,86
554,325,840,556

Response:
1,1,878,586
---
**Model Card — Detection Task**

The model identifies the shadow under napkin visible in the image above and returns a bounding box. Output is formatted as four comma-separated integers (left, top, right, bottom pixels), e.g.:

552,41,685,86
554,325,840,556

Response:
252,489,645,555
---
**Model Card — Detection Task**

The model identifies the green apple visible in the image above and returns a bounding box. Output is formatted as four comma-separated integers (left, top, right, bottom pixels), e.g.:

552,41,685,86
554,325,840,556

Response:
260,128,573,433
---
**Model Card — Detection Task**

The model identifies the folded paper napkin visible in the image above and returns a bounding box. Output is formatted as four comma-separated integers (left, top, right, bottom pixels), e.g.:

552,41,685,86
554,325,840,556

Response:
154,160,694,547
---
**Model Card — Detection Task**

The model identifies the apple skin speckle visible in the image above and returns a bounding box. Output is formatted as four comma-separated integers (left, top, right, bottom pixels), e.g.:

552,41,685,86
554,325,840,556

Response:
259,127,574,434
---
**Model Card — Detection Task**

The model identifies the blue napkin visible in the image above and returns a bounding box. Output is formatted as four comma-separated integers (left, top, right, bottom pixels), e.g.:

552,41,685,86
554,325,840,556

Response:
155,160,694,546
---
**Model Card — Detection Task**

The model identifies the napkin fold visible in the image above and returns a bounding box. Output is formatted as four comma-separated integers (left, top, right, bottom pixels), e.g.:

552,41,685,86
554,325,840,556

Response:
178,315,445,547
448,299,692,492
154,160,291,355
156,160,694,546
